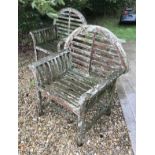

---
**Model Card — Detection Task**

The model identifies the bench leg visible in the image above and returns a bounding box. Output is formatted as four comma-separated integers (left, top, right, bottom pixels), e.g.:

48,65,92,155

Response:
77,115,86,146
105,81,116,116
34,48,38,61
37,90,44,116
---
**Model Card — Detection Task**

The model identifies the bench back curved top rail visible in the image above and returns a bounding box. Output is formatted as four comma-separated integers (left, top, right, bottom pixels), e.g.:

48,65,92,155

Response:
53,7,87,39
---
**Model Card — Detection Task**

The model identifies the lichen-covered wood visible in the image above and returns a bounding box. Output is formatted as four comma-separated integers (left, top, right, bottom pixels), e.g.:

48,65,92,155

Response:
29,8,87,61
29,25,128,146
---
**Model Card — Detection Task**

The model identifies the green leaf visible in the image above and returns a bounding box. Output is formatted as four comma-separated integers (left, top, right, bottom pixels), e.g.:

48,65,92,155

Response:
58,0,65,5
31,1,36,8
47,12,58,19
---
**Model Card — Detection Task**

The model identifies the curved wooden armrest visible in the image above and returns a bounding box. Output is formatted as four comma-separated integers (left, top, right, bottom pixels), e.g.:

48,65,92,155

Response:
79,69,124,107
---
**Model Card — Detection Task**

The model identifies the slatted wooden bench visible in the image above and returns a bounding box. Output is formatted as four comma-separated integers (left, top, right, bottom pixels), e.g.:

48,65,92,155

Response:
29,7,87,61
29,25,128,146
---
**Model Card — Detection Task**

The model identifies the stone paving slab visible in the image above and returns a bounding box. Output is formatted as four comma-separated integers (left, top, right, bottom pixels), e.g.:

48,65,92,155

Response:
117,41,136,154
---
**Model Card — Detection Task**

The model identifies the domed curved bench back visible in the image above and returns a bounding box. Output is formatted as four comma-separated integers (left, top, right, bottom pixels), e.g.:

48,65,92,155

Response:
64,25,128,77
54,8,87,38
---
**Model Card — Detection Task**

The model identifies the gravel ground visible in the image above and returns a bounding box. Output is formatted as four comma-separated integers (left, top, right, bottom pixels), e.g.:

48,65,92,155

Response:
18,50,133,155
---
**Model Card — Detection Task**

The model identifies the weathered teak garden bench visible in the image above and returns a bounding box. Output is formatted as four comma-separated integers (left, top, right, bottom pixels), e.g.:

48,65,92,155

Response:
29,7,87,61
29,25,128,146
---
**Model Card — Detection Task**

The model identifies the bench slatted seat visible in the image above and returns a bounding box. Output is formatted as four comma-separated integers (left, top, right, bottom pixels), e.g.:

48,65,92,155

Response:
36,40,59,54
29,25,128,146
30,7,87,61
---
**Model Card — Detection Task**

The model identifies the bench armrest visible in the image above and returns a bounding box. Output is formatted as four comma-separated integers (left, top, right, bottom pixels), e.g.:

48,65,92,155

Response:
29,50,72,88
29,26,57,46
79,69,125,108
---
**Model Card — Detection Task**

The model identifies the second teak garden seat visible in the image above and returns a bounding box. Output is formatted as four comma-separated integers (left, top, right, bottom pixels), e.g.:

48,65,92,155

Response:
29,7,87,61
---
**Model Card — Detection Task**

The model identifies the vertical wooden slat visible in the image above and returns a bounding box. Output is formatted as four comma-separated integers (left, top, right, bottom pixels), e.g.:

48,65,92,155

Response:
89,31,97,73
46,61,52,82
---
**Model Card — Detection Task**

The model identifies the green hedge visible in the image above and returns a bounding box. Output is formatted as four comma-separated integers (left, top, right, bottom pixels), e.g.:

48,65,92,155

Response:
18,0,135,52
18,3,52,52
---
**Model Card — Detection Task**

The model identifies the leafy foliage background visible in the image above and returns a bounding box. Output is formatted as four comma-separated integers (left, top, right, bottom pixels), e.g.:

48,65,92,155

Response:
18,0,135,52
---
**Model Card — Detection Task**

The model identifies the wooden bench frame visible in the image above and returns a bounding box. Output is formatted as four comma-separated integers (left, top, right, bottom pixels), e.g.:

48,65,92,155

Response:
29,7,87,61
29,25,128,146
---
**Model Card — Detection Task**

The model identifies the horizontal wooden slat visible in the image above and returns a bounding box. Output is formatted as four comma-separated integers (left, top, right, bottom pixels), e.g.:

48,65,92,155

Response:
56,23,68,29
50,84,79,106
94,41,115,50
57,26,70,32
69,24,79,30
93,52,121,66
72,57,89,68
71,52,90,63
74,36,93,45
58,15,82,23
78,32,111,45
53,81,81,98
59,15,69,19
61,78,87,92
93,46,119,57
60,12,80,18
57,31,69,37
71,46,91,57
56,19,82,28
91,60,112,71
70,22,82,27
91,60,120,72
56,22,76,30
67,70,98,85
72,41,92,50
59,12,69,17
57,25,76,33
64,74,92,90
56,19,69,25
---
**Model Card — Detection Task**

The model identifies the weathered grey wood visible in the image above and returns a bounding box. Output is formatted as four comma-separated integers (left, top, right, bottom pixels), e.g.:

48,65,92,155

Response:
30,7,87,61
29,25,128,146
